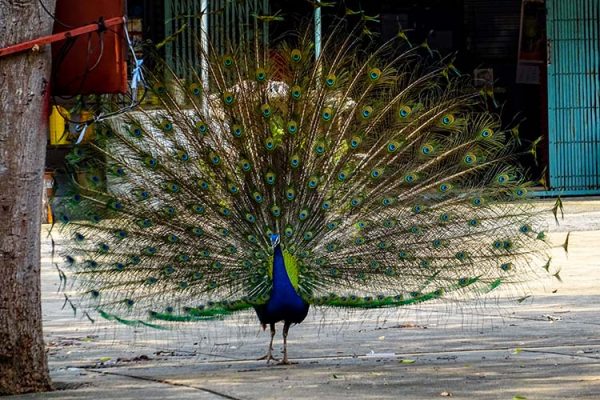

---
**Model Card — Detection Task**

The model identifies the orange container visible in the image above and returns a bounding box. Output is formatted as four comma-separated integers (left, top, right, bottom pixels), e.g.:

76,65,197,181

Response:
42,171,55,224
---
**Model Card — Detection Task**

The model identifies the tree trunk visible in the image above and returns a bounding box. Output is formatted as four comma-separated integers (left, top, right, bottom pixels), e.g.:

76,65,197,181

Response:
0,0,55,394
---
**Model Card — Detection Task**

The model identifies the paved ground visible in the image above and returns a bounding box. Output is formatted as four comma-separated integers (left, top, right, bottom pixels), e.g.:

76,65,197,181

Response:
7,198,600,399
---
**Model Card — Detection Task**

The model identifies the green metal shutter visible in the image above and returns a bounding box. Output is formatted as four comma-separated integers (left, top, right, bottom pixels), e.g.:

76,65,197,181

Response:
547,0,600,195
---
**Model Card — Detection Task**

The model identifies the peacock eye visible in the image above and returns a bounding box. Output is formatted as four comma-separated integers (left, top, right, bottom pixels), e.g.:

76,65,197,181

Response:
287,121,298,134
370,168,382,178
360,106,373,119
291,49,302,62
368,67,381,81
325,74,336,87
322,108,333,121
398,105,412,118
265,138,275,150
223,92,234,105
232,125,243,138
441,114,455,125
480,128,493,138
261,104,271,117
255,69,267,81
223,55,234,67
291,86,302,99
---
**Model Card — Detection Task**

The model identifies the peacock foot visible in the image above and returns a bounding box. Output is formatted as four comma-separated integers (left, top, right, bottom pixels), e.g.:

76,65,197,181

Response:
257,352,279,363
276,356,296,365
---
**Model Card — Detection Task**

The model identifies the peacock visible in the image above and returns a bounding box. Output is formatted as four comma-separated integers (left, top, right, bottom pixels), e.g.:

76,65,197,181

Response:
53,17,549,365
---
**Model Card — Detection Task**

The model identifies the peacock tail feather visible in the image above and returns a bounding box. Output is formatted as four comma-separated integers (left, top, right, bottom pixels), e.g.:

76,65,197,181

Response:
54,20,548,327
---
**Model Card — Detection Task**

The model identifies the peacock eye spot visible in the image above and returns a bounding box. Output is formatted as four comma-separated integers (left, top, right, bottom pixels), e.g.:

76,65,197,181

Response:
291,49,302,62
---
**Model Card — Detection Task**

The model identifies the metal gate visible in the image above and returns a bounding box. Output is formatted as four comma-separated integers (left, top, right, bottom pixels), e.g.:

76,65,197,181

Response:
547,0,600,195
164,0,269,79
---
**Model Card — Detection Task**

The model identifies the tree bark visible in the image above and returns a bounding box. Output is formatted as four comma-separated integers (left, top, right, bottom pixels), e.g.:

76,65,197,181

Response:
0,0,55,394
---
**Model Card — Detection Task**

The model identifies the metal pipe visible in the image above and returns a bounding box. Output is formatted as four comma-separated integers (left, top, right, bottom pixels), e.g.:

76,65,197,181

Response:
201,0,209,114
314,2,321,59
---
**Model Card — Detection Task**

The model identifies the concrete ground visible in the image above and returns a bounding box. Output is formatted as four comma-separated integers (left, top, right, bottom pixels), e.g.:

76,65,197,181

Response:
7,198,600,399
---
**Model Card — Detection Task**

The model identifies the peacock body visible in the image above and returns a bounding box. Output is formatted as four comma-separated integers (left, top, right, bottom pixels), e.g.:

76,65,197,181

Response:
54,20,548,363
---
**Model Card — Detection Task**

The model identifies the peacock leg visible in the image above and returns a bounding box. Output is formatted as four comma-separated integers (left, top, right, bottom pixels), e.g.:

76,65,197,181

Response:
257,323,279,363
278,321,293,365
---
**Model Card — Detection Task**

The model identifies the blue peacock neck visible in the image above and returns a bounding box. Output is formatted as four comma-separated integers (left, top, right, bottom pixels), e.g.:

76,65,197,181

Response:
272,243,296,295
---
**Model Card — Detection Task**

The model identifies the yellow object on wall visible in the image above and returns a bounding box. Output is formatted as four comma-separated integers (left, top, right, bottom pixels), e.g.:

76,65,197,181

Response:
49,106,70,145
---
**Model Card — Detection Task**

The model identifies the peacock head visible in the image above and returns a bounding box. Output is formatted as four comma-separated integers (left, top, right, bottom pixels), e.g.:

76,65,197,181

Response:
270,233,281,248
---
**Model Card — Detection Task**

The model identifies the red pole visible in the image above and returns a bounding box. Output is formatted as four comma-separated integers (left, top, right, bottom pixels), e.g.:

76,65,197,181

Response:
0,16,124,58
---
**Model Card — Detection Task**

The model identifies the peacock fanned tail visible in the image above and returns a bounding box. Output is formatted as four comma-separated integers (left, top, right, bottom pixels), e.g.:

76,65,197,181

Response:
54,23,548,327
